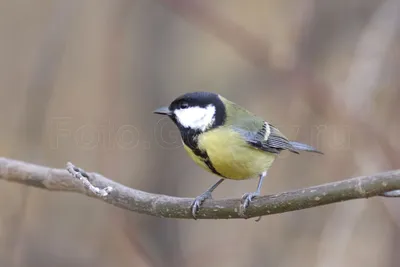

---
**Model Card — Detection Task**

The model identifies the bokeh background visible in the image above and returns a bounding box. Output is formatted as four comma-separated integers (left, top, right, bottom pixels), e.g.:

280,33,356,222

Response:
1,0,400,266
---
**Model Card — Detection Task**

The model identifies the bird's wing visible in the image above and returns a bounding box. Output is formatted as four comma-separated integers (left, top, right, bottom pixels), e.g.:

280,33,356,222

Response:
233,121,299,154
222,99,298,154
264,124,299,154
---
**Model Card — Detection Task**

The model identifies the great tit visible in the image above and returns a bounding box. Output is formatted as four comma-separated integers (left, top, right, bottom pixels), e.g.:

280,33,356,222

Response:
154,92,322,218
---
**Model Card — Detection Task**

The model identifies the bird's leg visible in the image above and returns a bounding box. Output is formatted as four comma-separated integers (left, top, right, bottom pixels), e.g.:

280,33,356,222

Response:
191,178,224,219
241,171,267,210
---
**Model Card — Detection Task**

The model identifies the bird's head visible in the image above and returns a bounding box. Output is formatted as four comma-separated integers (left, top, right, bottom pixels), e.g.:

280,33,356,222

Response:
153,91,226,133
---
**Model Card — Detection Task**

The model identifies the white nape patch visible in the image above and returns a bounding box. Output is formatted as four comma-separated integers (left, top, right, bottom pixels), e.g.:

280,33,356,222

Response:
174,104,216,131
263,122,271,140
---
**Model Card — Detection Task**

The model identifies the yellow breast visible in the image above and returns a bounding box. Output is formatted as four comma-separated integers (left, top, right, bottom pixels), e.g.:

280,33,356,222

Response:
183,128,276,180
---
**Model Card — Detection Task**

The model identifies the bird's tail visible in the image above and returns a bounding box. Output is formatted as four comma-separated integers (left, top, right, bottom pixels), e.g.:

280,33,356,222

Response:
289,141,323,154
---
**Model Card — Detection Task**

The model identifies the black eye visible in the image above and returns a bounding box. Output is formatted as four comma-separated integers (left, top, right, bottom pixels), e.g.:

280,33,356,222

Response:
179,102,189,109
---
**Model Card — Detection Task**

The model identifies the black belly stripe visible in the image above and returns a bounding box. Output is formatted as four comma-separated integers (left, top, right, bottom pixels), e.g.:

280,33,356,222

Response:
182,132,224,177
200,151,224,177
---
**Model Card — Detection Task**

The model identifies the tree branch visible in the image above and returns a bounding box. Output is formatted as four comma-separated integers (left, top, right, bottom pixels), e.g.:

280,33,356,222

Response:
0,157,399,219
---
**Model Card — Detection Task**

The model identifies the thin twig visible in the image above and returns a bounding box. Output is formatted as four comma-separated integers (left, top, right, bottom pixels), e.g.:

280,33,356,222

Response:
0,157,399,220
66,162,113,197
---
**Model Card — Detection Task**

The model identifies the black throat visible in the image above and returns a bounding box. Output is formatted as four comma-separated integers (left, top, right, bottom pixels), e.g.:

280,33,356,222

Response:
180,128,225,177
169,93,227,177
178,98,226,149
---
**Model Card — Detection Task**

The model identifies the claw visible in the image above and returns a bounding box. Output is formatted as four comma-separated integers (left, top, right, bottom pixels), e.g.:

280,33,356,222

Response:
241,192,260,210
190,191,212,219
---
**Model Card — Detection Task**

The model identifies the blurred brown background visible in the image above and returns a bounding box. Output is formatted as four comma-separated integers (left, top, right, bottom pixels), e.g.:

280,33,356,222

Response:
1,0,400,266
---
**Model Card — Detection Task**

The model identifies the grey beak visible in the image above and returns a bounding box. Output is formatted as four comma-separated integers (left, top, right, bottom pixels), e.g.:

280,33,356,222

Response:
153,106,172,115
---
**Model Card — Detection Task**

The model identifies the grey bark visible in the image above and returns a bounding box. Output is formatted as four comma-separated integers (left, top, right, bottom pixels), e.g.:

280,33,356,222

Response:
0,157,399,220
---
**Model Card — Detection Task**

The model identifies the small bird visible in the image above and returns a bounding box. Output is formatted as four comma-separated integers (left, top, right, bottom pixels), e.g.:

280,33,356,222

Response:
154,92,322,218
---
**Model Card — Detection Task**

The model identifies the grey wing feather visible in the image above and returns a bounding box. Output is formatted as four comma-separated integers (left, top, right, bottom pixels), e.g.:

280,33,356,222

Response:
267,124,323,154
234,123,297,154
265,125,299,154
264,125,300,154
290,141,323,154
233,122,323,154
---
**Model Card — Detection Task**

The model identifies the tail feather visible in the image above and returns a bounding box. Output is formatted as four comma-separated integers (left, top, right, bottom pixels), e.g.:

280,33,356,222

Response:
289,141,323,154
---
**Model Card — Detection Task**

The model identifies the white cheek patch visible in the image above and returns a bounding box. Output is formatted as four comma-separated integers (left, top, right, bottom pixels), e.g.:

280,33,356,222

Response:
174,105,216,131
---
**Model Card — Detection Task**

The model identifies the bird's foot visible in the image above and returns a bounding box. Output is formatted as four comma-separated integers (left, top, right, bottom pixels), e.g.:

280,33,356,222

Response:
190,191,213,219
241,191,260,210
